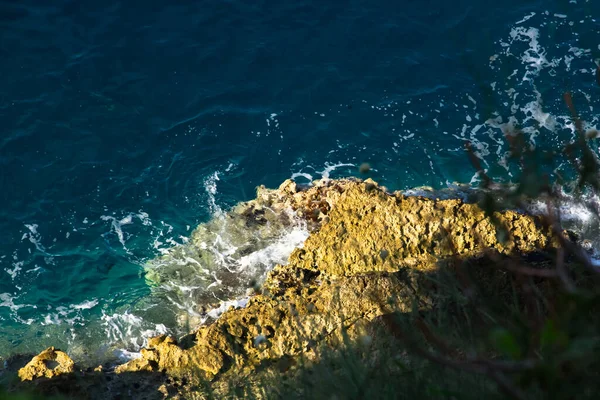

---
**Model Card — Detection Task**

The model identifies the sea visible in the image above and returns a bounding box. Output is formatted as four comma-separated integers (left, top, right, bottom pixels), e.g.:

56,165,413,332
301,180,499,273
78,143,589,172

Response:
1,0,599,365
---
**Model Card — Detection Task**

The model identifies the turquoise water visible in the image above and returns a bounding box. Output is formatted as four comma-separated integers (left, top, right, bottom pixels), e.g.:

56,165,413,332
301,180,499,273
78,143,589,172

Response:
1,1,599,364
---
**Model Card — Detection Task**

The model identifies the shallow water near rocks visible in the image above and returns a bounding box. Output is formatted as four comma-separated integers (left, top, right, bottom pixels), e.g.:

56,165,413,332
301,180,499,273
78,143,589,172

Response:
1,1,600,365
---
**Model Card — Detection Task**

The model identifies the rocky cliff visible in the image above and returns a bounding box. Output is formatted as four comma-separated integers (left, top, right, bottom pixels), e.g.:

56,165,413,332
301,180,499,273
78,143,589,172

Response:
10,178,556,399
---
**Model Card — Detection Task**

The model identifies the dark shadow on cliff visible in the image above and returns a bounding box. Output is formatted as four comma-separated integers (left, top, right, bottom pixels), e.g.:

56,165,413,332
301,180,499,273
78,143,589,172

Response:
9,233,599,400
2,369,177,400
221,244,600,400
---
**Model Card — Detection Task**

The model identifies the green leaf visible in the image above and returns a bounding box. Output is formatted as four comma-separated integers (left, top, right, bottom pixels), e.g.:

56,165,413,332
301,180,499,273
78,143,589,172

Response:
540,319,568,350
490,328,522,359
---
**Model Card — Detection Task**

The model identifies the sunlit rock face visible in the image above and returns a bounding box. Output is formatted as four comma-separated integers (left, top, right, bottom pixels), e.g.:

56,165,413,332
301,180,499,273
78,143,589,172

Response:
18,347,75,381
287,180,552,277
117,179,553,380
18,178,555,398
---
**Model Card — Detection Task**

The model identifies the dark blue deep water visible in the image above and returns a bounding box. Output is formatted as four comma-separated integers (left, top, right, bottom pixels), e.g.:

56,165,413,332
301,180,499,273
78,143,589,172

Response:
1,0,599,363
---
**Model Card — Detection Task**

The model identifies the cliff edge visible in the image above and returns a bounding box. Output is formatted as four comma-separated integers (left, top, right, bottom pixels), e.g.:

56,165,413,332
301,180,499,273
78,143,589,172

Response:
11,178,556,399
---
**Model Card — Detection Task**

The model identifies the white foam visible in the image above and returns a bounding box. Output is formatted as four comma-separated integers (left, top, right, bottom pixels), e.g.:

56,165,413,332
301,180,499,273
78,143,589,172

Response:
318,162,355,180
41,304,89,327
291,172,313,182
5,261,23,280
508,27,557,81
266,113,281,137
137,211,152,226
238,227,309,271
0,293,34,324
22,224,48,254
527,190,598,225
113,349,142,362
204,172,222,216
71,299,99,310
515,12,536,25
454,10,598,171
290,161,356,184
102,310,169,351
204,297,249,322
0,293,27,312
101,215,131,250
519,89,556,145
100,211,153,253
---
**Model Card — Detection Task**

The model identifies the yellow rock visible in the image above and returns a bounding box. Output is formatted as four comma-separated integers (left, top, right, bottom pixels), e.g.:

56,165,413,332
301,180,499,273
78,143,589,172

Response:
18,346,75,381
26,178,557,394
289,180,551,277
116,179,555,382
115,334,224,378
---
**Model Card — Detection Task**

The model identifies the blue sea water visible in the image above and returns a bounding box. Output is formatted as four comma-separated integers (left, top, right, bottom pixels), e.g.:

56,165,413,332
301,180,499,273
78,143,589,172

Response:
1,0,599,363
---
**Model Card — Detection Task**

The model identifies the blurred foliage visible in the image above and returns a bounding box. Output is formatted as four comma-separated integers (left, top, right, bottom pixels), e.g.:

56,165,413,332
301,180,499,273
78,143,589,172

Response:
0,388,63,400
379,92,600,400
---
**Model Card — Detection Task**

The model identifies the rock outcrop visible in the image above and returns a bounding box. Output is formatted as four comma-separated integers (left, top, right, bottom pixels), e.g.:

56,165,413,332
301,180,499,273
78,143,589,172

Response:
286,180,552,277
18,346,75,381
15,178,557,398
115,179,553,381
